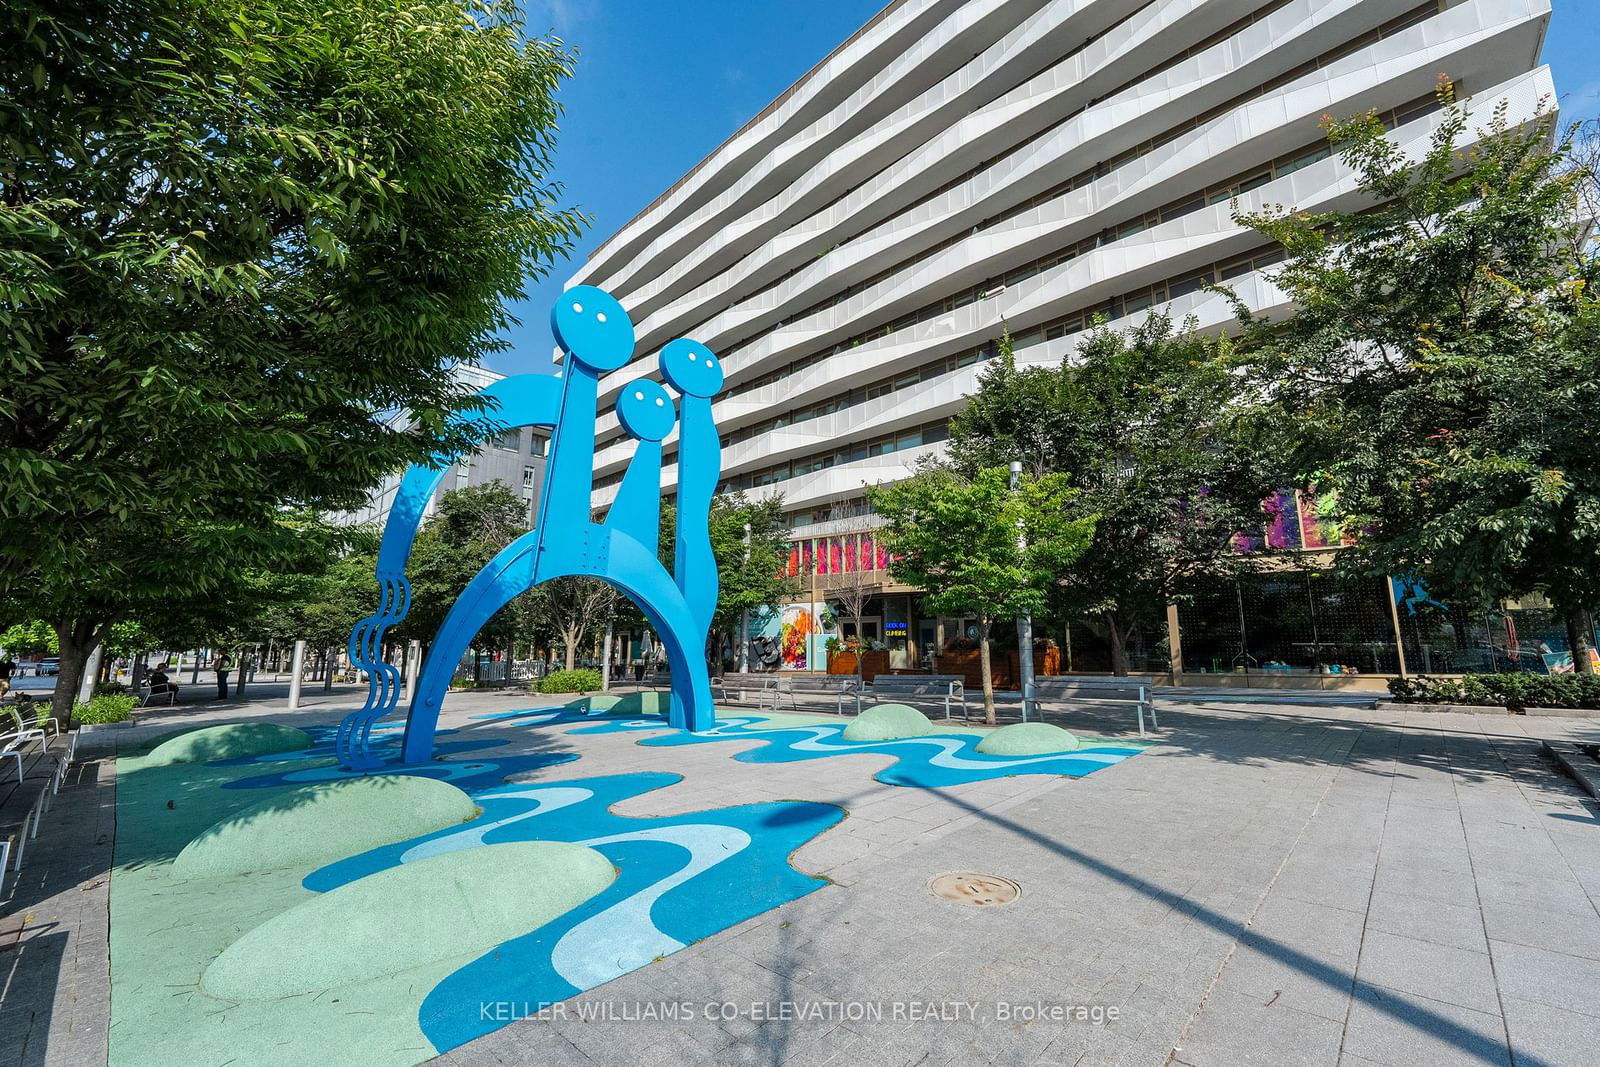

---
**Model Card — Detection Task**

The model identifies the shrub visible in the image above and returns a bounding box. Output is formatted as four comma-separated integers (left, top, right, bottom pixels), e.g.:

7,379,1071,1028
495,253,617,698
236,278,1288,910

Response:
1387,673,1600,711
74,693,138,724
94,682,128,695
536,668,603,694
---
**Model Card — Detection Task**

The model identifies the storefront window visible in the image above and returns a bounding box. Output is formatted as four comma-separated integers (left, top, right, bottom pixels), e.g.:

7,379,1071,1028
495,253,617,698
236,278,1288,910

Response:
1178,570,1400,676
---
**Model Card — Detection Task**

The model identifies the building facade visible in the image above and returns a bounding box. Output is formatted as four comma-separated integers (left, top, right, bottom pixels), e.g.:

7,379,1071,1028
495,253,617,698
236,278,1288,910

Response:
569,0,1559,683
342,365,550,531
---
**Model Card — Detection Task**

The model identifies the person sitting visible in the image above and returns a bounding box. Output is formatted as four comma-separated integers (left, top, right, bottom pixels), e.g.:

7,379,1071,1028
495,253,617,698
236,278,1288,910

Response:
147,663,180,702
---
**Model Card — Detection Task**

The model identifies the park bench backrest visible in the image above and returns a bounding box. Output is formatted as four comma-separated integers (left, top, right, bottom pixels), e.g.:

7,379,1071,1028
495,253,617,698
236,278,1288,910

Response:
780,675,858,691
717,673,776,687
872,675,964,693
1033,679,1148,703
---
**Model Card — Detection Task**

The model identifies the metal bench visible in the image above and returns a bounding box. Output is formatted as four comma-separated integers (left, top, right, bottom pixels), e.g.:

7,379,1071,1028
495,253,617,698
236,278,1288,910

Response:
0,729,70,894
4,705,58,751
631,670,673,691
772,675,862,716
1032,677,1157,737
710,672,781,709
868,674,967,720
138,685,177,707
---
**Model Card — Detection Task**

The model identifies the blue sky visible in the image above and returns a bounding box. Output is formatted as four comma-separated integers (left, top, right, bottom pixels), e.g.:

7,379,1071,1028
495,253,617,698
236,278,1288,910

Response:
494,0,1600,376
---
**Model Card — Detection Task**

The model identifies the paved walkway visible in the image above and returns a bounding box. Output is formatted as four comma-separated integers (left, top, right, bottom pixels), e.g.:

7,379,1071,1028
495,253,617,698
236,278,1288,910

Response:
3,690,1598,1066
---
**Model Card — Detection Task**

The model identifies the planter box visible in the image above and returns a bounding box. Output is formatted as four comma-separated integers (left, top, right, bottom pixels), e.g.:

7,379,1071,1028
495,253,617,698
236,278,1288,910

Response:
933,649,1014,691
1374,701,1600,717
827,650,890,682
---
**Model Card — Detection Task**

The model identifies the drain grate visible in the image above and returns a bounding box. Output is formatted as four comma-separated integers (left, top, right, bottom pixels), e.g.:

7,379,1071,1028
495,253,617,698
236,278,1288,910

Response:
929,871,1021,907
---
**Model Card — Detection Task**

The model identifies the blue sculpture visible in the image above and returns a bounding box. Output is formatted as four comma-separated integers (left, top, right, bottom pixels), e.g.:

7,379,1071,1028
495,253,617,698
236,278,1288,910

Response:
336,286,724,769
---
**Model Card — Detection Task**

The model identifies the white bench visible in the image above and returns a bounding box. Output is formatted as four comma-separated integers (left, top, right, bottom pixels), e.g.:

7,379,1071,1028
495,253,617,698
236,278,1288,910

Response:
0,724,72,894
711,672,781,709
1032,677,1157,737
869,675,967,720
773,675,862,716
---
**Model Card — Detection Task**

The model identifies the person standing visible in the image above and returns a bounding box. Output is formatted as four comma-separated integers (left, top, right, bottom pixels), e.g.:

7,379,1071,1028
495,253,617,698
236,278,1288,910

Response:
215,651,232,700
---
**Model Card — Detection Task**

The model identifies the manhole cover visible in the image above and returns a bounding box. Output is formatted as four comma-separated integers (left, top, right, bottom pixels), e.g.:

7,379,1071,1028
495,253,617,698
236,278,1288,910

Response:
929,871,1021,907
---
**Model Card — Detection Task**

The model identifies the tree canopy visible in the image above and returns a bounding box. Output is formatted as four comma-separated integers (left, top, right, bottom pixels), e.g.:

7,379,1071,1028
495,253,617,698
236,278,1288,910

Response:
870,466,1093,721
948,316,1272,673
1237,87,1600,667
1,0,585,712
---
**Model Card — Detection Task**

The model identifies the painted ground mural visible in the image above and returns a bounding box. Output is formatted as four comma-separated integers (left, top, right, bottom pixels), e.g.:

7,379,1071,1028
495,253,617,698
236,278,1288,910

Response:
107,701,1148,1066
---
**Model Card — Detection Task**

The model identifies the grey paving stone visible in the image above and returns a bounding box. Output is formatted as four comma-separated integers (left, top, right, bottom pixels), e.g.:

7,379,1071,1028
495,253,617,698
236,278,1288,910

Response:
1369,864,1481,909
1488,939,1600,1017
1170,987,1343,1066
1479,901,1600,962
1473,866,1599,918
1339,982,1510,1067
1364,892,1488,953
1499,994,1600,1067
1354,930,1501,1014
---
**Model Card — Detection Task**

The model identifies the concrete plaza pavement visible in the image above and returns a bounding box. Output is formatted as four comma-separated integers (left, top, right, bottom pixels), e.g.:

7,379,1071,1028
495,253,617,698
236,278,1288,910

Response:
3,685,1599,1066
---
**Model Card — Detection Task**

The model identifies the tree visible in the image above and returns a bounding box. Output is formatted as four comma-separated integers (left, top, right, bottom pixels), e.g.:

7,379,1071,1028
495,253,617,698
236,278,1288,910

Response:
949,315,1272,674
396,484,529,670
1,0,585,717
0,620,57,659
870,467,1094,723
659,492,799,670
1237,86,1600,670
538,578,617,672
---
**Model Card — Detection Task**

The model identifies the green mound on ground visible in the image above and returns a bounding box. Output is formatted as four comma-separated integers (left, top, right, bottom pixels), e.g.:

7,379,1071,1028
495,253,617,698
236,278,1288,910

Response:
144,722,312,766
975,721,1079,755
608,691,670,717
565,693,622,713
201,842,614,999
172,775,480,878
842,702,941,741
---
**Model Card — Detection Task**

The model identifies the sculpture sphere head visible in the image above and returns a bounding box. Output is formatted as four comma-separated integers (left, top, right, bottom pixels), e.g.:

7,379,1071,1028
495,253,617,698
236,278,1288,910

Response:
616,378,677,442
660,338,724,399
552,285,635,373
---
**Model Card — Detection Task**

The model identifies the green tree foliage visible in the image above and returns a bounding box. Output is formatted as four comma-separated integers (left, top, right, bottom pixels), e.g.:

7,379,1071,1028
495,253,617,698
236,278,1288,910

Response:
870,467,1094,722
657,493,799,664
257,551,380,653
0,0,584,713
396,484,530,662
0,619,57,658
1237,88,1600,669
949,316,1271,674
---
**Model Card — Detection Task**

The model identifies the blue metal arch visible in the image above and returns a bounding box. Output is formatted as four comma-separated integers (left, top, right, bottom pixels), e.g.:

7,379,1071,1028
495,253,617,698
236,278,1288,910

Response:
338,373,565,768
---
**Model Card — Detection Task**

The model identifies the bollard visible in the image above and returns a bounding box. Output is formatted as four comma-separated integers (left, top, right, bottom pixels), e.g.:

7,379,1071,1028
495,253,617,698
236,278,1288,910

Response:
78,646,103,705
287,640,306,710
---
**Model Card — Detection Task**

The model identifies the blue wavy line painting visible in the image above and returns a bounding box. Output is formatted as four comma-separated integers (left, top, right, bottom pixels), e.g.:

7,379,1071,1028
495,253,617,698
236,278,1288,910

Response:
560,712,1150,788
301,771,842,1053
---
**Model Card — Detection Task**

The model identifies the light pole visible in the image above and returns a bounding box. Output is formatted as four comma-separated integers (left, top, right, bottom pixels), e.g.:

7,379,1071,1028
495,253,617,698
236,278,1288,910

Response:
1010,460,1034,723
737,521,752,673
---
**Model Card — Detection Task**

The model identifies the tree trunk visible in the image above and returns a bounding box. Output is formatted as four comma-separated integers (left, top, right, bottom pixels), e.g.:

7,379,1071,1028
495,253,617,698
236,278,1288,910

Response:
978,619,996,726
601,618,614,691
473,646,482,684
564,629,578,672
1567,608,1594,674
1104,611,1130,677
51,617,108,724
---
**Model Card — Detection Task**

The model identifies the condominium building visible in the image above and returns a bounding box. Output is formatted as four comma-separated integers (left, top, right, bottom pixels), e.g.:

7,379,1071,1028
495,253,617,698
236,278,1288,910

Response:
569,0,1559,681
